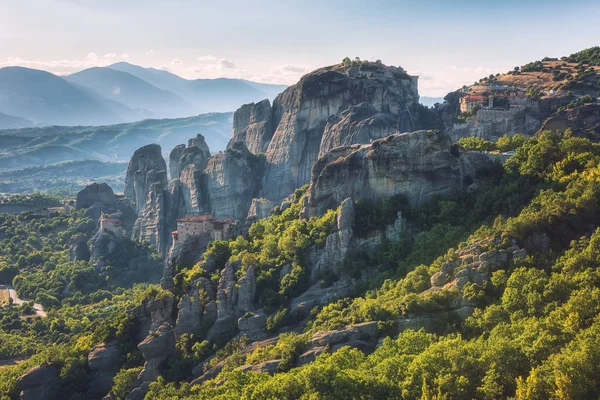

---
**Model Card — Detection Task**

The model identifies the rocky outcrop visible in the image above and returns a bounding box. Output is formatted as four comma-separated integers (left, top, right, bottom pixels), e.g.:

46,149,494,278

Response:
229,99,274,154
15,363,60,400
169,144,186,179
68,233,90,261
76,182,116,210
130,322,175,399
229,62,420,204
302,130,492,217
246,198,275,223
319,103,400,156
424,238,528,322
188,134,212,158
307,321,378,352
206,263,238,342
124,144,168,213
89,230,119,261
238,311,267,341
539,103,600,138
178,164,203,215
203,142,264,219
173,278,215,340
76,183,135,223
87,341,125,398
236,266,257,315
131,296,177,343
308,198,354,279
131,180,169,255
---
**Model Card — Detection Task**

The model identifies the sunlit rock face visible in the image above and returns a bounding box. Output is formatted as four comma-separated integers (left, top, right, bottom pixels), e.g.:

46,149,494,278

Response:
302,130,492,217
230,61,421,204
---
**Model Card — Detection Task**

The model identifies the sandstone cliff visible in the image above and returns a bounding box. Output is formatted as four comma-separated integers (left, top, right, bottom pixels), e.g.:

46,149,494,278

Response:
302,130,492,217
230,61,421,204
203,142,264,219
124,144,168,214
230,99,273,154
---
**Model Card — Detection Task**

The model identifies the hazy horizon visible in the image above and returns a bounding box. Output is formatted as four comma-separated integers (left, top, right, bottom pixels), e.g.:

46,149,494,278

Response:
2,0,600,96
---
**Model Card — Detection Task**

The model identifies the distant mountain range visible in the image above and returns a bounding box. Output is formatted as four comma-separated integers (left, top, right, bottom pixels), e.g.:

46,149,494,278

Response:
0,112,233,171
0,62,287,127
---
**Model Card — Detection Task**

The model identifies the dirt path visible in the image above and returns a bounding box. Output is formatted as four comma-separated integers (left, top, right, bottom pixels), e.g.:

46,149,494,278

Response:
0,285,47,317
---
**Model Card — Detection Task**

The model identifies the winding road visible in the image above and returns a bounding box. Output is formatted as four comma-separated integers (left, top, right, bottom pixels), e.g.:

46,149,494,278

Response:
0,285,46,317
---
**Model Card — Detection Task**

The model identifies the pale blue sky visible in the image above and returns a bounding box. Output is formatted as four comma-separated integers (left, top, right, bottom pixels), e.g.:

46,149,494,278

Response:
1,0,599,96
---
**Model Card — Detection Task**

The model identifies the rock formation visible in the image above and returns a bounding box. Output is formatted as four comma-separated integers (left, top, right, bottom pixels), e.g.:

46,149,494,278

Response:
203,142,264,219
68,233,90,261
173,278,215,340
246,198,275,223
302,130,492,217
230,99,274,154
89,230,119,261
87,341,125,398
169,144,186,179
131,180,170,255
229,61,421,204
15,363,60,400
206,263,239,342
539,103,600,138
76,182,116,210
124,144,168,214
171,134,211,181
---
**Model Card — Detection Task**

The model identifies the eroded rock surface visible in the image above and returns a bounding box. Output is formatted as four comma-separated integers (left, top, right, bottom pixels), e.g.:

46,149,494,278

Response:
76,182,116,210
303,130,492,217
124,144,168,213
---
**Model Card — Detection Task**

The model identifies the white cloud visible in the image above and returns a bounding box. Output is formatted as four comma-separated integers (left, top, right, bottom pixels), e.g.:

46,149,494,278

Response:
195,55,237,71
408,65,505,97
278,64,309,73
197,55,218,62
0,55,111,74
171,58,183,65
219,59,235,69
121,53,130,59
145,49,154,55
103,53,116,59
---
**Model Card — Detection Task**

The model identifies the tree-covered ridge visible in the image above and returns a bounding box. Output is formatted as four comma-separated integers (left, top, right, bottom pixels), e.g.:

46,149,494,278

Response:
565,46,600,66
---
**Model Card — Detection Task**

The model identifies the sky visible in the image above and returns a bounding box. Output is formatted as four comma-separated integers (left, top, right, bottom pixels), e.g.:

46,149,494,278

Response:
1,0,599,97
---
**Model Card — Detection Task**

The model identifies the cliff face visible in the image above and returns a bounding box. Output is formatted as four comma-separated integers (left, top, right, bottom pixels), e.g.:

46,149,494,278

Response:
230,62,420,204
203,142,264,219
302,130,492,217
131,180,170,255
230,99,273,154
127,62,424,255
124,144,168,214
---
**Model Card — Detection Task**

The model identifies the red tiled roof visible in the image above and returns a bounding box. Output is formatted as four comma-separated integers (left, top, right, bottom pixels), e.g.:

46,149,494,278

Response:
463,95,486,101
177,214,213,223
